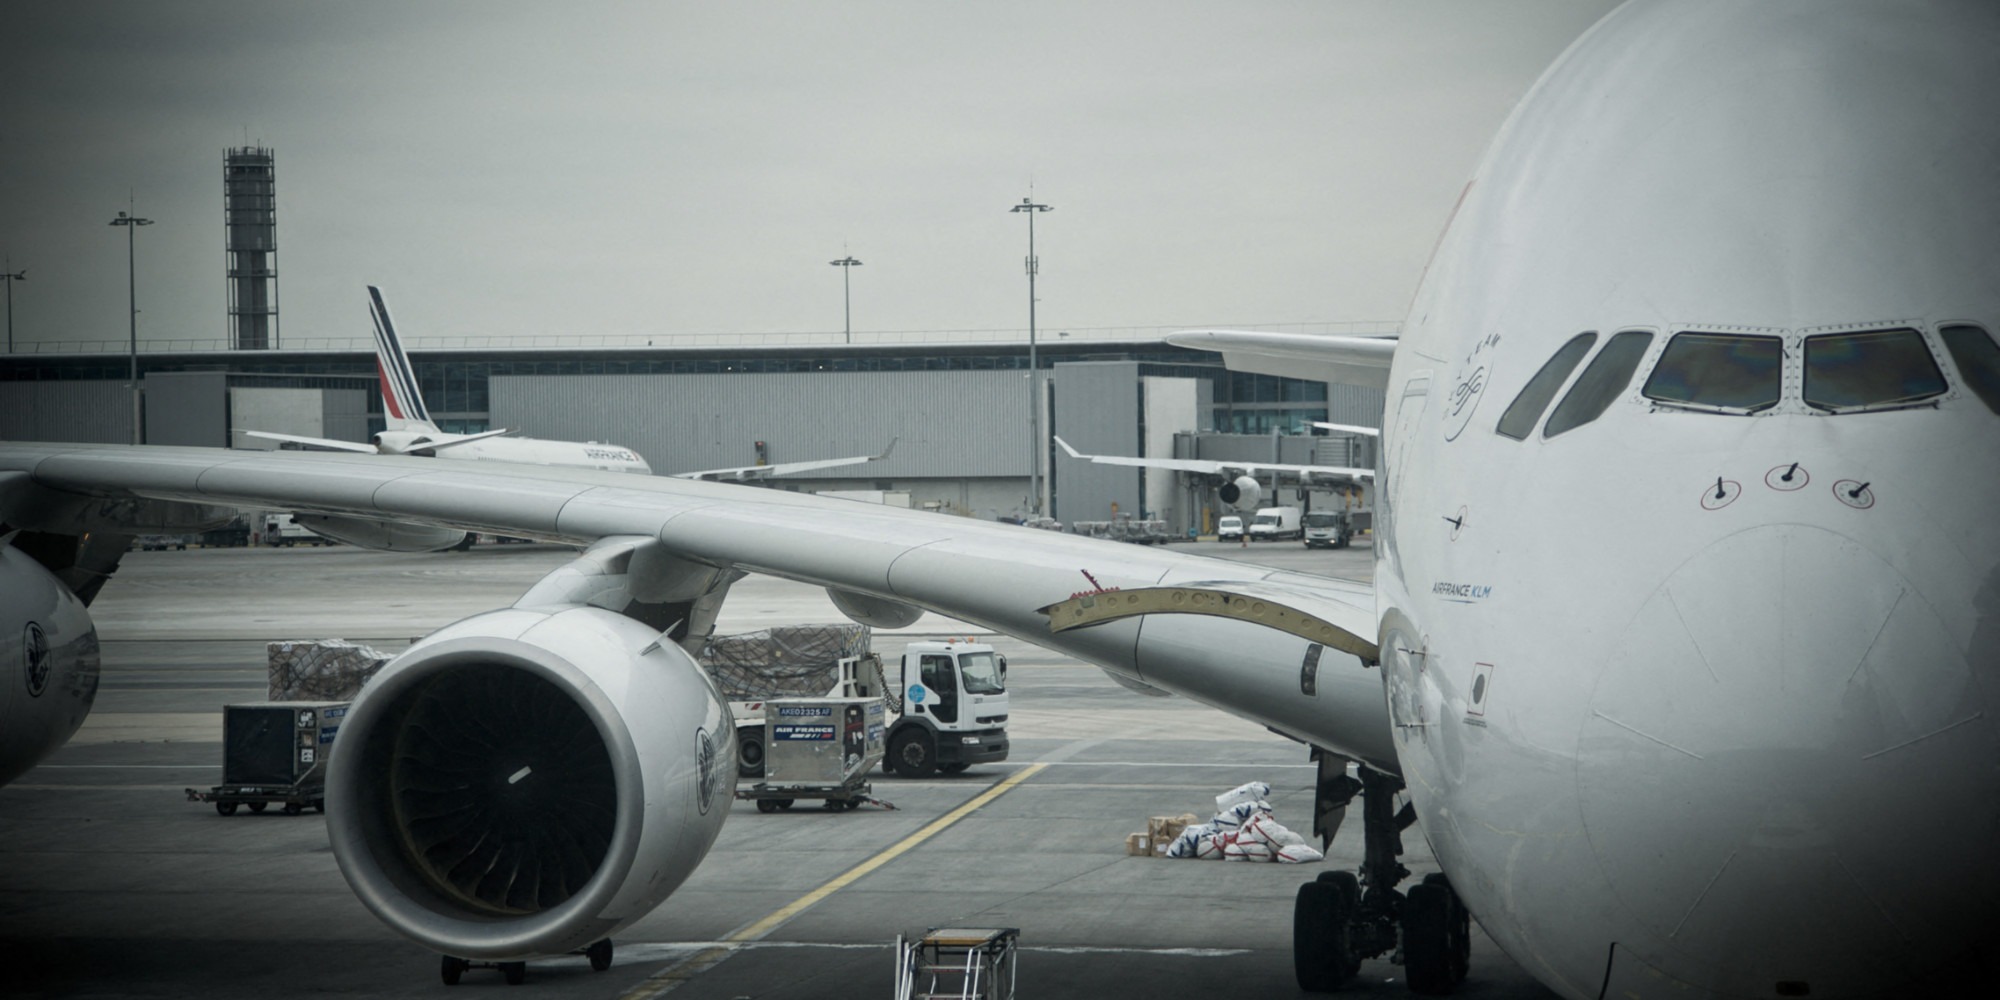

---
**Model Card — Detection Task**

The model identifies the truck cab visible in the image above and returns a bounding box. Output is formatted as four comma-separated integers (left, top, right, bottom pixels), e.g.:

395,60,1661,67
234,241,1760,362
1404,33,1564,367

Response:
1303,509,1353,549
887,639,1010,778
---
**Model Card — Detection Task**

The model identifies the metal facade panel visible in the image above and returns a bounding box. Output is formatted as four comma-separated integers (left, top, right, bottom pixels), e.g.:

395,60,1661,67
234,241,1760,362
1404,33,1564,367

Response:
1325,384,1386,429
0,381,132,443
489,370,1027,479
143,371,229,447
1048,362,1141,523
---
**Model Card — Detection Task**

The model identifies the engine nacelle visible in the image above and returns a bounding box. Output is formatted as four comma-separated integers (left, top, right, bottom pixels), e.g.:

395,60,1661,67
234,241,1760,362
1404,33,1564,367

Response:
1216,475,1263,512
0,545,101,786
325,604,733,960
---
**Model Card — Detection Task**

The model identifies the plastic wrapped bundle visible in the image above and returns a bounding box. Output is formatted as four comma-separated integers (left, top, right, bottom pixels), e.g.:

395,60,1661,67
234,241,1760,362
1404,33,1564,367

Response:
698,623,872,699
1215,781,1273,813
267,639,392,701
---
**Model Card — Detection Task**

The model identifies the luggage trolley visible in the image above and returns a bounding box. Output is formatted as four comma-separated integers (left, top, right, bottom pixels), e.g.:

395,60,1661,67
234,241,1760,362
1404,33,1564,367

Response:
893,927,1018,1000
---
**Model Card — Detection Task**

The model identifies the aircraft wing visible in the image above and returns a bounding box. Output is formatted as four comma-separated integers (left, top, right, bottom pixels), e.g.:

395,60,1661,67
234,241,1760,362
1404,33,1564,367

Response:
1055,436,1372,483
0,440,1390,769
673,438,897,482
237,430,379,454
1167,330,1397,389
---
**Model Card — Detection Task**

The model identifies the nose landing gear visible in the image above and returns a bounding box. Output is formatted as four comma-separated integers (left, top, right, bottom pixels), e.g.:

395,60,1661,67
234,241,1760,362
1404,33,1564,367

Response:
1293,759,1471,995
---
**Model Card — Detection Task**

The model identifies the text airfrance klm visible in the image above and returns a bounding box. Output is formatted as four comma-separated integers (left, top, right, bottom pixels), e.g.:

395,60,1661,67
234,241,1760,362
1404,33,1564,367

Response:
1432,581,1493,600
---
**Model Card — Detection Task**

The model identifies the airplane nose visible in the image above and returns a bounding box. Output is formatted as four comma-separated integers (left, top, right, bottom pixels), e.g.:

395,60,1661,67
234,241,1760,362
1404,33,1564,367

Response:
1577,524,1998,994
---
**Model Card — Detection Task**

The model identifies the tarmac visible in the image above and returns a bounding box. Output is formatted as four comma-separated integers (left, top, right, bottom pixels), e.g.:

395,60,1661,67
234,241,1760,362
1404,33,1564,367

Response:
0,534,1560,999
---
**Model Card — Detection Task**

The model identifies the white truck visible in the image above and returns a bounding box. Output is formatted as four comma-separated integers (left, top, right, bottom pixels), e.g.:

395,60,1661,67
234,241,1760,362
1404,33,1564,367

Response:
1303,509,1356,549
729,638,1010,780
1248,505,1303,541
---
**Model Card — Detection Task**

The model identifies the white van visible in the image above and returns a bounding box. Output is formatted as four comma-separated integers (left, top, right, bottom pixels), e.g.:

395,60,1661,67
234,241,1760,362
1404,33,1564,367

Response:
1216,515,1245,541
1249,506,1303,541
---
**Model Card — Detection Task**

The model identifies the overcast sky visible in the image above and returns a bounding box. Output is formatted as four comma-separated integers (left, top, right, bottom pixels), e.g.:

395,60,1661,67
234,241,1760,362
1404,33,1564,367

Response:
0,1,1617,352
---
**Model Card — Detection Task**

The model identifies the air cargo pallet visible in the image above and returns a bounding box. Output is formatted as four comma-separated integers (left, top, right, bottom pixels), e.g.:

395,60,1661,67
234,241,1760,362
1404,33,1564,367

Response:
185,783,325,816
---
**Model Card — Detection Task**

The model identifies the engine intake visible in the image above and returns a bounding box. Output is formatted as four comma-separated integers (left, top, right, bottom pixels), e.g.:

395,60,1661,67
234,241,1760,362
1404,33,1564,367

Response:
327,605,732,960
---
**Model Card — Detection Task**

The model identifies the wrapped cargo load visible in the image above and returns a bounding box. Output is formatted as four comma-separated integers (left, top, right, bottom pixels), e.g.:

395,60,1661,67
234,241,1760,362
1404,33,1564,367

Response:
698,623,872,700
267,639,392,701
1155,782,1324,864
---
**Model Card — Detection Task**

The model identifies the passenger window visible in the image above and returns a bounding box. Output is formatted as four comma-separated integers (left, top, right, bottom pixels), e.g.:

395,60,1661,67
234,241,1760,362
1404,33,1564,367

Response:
1803,328,1945,411
1641,332,1784,412
1544,331,1654,437
1940,324,2000,415
1495,332,1596,440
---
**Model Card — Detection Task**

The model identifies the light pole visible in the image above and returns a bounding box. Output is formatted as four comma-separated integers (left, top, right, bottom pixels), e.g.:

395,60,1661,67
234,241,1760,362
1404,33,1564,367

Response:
0,261,23,354
829,255,862,344
1010,196,1052,515
109,209,153,444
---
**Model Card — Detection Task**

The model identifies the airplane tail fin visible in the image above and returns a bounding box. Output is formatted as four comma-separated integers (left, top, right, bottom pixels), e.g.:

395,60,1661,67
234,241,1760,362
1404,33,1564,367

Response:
367,286,437,433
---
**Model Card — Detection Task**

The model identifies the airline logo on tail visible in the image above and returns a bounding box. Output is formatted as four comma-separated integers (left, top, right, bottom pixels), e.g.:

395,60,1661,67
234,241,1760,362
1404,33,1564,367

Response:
368,286,432,430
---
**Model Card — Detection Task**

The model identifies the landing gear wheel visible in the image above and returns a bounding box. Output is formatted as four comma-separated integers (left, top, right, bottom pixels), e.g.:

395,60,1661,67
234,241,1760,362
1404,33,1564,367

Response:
941,762,970,775
1423,873,1471,984
247,801,268,813
440,956,468,986
215,802,238,816
889,729,938,778
1402,882,1459,995
1294,872,1361,991
500,961,527,985
738,733,766,778
586,938,614,972
282,801,303,816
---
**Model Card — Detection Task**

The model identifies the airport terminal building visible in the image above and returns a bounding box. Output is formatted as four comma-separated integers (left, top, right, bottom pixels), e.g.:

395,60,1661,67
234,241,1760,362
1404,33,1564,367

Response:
1,333,1385,535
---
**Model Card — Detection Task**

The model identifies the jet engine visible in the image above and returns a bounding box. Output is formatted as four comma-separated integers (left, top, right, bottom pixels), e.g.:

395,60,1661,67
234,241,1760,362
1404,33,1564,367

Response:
1216,475,1263,513
325,603,734,960
0,545,101,786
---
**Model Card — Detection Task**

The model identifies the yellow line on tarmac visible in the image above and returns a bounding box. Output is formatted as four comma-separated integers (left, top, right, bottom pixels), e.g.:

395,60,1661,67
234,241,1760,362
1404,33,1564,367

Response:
619,763,1048,999
727,762,1048,943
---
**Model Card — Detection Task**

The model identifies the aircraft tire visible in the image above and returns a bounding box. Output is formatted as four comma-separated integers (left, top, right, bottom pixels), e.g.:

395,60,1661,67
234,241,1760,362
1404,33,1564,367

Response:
440,956,467,985
500,961,526,985
1402,882,1457,995
586,939,613,972
1294,878,1357,991
1423,873,1471,983
890,729,938,778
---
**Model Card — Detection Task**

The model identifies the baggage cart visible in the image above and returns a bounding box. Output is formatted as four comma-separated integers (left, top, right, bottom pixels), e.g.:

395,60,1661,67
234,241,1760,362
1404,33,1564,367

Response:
734,696,893,812
185,701,347,816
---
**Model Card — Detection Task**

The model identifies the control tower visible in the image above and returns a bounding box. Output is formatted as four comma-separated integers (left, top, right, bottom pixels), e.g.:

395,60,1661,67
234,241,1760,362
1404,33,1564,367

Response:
224,147,278,349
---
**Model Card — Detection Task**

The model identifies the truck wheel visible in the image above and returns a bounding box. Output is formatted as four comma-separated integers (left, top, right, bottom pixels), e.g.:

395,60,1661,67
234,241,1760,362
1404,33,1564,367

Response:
890,729,938,778
737,732,766,778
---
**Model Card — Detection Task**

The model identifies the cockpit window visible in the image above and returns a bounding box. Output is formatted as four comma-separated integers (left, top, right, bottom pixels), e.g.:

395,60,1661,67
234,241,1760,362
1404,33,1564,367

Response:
1802,328,1945,411
1495,332,1595,440
1641,332,1784,412
1939,324,2000,416
1544,330,1654,437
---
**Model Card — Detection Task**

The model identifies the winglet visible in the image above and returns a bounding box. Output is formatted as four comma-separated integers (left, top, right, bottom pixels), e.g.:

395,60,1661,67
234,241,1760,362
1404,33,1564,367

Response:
872,437,899,461
1054,436,1085,459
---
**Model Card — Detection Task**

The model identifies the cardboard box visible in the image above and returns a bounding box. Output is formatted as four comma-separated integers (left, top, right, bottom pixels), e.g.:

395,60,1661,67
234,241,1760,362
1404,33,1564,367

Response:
1125,832,1152,856
1147,813,1202,856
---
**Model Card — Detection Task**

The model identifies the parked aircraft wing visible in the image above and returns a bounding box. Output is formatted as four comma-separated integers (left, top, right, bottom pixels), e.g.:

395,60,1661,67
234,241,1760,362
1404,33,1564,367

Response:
674,438,897,482
1166,330,1396,389
236,430,378,454
1054,435,1371,482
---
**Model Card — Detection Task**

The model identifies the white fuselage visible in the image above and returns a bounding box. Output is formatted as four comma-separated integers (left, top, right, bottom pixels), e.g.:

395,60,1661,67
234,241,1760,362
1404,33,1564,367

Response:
375,430,652,475
1373,3,1999,997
